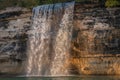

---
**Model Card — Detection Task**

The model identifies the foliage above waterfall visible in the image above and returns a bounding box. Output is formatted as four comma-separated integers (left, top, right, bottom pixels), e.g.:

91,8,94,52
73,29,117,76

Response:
0,0,120,10
0,0,39,9
105,0,120,7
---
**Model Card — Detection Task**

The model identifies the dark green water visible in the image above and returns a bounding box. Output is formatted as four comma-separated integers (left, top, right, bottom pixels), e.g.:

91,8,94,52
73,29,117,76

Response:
0,76,120,80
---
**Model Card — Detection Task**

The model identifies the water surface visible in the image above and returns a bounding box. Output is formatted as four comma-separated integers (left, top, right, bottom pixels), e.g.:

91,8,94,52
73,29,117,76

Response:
0,76,120,80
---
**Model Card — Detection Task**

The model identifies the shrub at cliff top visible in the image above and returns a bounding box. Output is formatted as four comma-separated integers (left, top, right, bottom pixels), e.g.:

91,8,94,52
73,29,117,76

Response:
0,0,39,9
105,0,120,7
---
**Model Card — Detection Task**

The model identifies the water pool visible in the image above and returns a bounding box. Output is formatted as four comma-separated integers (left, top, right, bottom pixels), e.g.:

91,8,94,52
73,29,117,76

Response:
0,76,120,80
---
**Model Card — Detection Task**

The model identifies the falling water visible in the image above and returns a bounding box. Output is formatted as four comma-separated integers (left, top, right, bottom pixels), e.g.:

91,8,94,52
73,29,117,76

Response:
26,1,75,76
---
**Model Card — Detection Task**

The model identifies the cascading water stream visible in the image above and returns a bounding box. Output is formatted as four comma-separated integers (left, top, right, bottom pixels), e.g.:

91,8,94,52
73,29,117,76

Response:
26,1,75,76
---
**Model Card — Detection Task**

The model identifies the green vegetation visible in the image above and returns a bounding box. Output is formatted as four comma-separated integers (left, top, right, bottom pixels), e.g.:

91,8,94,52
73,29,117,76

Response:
0,0,39,9
0,0,95,10
105,0,120,7
0,0,120,10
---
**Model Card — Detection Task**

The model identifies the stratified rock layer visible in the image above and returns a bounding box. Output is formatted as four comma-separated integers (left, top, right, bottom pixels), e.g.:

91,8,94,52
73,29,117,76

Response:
0,7,31,74
70,3,120,75
0,3,120,75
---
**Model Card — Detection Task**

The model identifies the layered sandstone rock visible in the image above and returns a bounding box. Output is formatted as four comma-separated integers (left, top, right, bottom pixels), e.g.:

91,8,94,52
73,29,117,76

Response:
70,3,120,75
0,3,120,75
0,7,31,74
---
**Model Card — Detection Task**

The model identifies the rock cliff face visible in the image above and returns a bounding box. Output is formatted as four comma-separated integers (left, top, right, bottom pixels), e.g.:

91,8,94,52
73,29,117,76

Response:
0,7,31,74
70,3,120,75
0,3,120,75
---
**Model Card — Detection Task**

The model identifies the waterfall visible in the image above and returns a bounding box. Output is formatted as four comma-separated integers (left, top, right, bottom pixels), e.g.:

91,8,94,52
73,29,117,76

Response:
26,1,75,76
